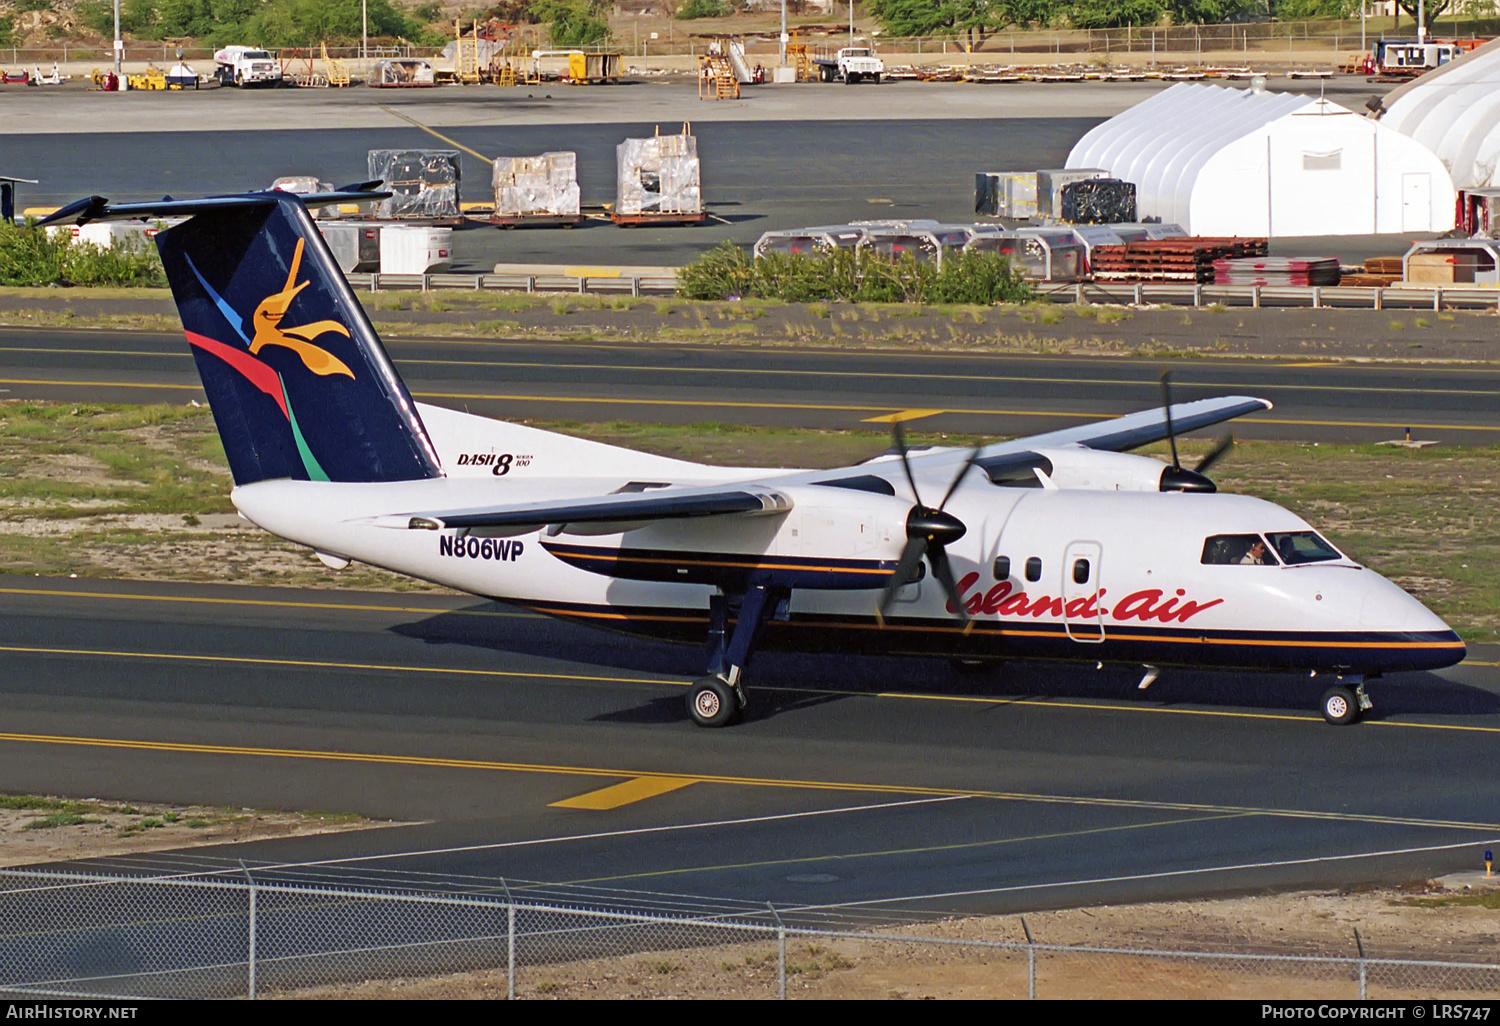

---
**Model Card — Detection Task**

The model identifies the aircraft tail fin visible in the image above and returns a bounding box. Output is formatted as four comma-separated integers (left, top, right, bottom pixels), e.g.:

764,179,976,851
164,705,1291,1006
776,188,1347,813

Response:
49,191,443,485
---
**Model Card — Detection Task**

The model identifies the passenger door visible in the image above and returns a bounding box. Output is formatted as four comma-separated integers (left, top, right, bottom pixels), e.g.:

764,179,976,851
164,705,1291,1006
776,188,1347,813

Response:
1063,541,1104,643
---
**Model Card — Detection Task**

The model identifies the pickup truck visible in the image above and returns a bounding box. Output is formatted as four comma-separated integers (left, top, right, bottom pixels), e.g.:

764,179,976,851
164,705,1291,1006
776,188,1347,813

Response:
213,46,282,87
815,47,883,84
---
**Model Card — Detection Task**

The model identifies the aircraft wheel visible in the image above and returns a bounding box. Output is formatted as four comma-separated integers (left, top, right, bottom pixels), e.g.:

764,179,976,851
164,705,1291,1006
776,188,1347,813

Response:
1320,685,1361,726
687,676,740,728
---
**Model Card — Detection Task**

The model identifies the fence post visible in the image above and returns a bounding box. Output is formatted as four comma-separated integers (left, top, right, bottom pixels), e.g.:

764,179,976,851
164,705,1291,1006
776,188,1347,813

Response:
248,883,257,999
1252,284,1261,308
631,277,641,298
1354,928,1366,1000
768,902,786,1000
526,275,536,294
1020,916,1037,999
1193,282,1202,307
578,276,587,295
1434,288,1442,312
1133,282,1142,305
1312,285,1321,309
1374,287,1383,311
507,903,516,1000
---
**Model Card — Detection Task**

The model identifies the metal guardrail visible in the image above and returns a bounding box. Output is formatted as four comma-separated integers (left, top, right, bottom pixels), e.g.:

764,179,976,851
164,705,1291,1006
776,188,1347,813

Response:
1036,280,1500,312
348,271,679,296
0,867,1496,1001
347,271,1500,312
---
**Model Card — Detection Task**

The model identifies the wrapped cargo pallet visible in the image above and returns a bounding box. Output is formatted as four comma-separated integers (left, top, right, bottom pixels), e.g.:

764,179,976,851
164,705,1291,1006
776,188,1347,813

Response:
492,152,581,217
1036,168,1107,218
1060,179,1137,224
616,127,702,217
975,172,1038,218
368,149,462,220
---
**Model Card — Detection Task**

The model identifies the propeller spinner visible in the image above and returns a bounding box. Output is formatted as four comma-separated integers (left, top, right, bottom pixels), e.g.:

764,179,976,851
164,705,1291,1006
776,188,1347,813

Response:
1157,370,1232,493
877,422,982,629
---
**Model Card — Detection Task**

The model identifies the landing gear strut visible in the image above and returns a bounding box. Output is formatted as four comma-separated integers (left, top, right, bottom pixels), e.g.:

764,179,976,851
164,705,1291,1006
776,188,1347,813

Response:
1319,675,1373,726
685,585,789,728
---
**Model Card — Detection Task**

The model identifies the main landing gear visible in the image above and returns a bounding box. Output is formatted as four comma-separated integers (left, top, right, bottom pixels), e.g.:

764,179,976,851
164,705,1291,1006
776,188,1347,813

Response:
1319,675,1374,726
686,584,790,728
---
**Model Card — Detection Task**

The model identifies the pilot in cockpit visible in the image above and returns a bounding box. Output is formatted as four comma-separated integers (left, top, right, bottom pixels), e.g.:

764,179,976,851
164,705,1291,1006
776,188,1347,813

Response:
1239,539,1272,566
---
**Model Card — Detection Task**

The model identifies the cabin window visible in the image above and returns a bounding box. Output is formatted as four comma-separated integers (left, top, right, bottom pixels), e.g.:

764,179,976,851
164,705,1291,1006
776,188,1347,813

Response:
1025,556,1042,582
1266,531,1343,565
1201,534,1280,566
993,556,1011,580
1072,558,1091,584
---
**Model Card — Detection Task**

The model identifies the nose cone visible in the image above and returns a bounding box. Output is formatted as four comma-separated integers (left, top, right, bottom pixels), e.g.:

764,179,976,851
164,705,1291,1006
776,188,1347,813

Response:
1360,573,1450,633
1359,571,1466,670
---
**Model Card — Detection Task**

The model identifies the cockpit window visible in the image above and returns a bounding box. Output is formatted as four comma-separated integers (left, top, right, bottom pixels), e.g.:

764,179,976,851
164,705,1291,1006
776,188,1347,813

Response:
1266,531,1343,565
1201,533,1280,566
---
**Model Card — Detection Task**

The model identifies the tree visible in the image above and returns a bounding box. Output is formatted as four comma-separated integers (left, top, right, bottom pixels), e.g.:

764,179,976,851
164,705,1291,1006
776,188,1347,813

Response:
1394,0,1454,23
1069,0,1165,27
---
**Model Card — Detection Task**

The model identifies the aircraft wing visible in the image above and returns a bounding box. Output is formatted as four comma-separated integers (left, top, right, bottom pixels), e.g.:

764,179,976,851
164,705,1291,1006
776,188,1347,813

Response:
1013,396,1273,453
403,484,793,533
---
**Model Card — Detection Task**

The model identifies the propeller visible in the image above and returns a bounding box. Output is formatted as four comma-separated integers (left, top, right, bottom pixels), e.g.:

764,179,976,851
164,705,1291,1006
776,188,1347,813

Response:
1156,370,1219,493
877,422,983,629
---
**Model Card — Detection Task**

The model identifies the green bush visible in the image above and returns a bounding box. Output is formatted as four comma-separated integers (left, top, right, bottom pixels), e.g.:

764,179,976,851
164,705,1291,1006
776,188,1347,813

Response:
676,0,732,18
677,243,1034,305
0,221,167,289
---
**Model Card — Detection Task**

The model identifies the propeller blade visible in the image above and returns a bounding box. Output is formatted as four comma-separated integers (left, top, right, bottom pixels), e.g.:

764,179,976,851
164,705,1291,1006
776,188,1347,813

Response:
1195,433,1235,475
877,536,929,621
1159,369,1180,472
936,444,985,512
926,545,972,630
891,420,922,507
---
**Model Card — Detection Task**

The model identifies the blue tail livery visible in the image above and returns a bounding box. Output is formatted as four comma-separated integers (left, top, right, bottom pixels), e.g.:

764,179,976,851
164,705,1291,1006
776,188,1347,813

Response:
43,191,441,485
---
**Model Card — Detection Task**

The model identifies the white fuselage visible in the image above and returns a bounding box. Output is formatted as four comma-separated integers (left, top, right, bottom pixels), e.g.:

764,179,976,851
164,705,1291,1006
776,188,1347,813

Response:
228,404,1463,677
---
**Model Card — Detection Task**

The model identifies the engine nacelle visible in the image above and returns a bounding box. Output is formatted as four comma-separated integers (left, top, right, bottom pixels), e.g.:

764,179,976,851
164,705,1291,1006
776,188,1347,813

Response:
1026,447,1199,492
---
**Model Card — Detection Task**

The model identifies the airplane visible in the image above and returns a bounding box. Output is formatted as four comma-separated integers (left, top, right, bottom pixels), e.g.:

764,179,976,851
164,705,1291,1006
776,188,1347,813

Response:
39,190,1466,729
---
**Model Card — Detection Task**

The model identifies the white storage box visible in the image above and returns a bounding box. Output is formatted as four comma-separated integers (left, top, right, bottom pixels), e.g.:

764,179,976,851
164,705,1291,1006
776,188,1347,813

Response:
319,222,381,273
379,226,453,275
44,222,159,250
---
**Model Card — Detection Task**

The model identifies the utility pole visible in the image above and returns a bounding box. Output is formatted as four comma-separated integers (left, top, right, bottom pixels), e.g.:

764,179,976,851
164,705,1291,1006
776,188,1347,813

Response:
1418,0,1427,41
779,0,787,67
849,0,854,47
112,0,121,76
362,0,369,61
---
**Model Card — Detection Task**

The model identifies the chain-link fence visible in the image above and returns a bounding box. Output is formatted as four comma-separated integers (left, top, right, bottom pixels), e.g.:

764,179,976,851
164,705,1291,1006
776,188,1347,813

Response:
0,868,1496,1000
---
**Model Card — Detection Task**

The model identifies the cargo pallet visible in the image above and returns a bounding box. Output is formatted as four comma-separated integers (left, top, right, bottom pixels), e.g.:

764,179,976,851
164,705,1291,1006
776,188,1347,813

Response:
610,210,708,227
488,213,584,229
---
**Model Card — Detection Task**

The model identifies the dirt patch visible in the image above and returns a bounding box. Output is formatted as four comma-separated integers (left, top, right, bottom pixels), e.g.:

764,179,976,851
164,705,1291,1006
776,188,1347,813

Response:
0,795,392,868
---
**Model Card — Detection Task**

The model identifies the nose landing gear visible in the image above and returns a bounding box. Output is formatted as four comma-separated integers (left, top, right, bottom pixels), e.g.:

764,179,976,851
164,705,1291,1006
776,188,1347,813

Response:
1320,675,1373,725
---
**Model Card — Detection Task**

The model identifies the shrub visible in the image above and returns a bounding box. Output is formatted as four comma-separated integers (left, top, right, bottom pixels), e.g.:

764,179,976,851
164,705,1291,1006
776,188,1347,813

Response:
676,0,731,18
677,244,1034,305
0,221,167,288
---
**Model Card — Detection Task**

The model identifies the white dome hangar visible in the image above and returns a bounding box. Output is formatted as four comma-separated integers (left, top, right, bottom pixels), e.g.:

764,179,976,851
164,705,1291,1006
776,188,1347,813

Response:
1380,37,1500,191
1066,82,1455,237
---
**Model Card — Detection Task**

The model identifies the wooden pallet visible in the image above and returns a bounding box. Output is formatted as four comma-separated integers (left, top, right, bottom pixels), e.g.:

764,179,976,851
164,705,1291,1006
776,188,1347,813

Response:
489,213,584,229
611,210,708,227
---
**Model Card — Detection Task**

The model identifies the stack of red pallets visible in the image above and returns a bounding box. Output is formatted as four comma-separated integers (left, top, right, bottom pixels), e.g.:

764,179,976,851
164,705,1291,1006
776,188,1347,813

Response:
1090,238,1270,282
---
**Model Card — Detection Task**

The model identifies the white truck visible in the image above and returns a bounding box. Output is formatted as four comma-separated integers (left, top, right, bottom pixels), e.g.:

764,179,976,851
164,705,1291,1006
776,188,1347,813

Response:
816,46,883,84
213,46,282,87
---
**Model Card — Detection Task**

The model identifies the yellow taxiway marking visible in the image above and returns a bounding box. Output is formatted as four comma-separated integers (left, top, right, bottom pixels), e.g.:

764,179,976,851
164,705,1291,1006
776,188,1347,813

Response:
377,104,494,165
0,586,541,619
0,644,673,689
2,640,1496,737
862,409,947,424
3,376,1500,433
550,775,698,810
0,727,1491,832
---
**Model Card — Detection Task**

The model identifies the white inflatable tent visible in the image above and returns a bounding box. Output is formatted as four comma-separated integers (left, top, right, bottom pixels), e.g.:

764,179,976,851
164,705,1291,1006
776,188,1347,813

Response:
1066,82,1454,236
1379,37,1500,190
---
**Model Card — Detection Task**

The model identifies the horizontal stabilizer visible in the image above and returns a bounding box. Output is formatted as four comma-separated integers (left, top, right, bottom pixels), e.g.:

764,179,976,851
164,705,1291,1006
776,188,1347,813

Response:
406,486,793,532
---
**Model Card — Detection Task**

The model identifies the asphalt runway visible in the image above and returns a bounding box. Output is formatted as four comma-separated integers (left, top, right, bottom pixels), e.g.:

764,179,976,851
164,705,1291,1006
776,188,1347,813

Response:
0,577,1496,915
2,325,1497,444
